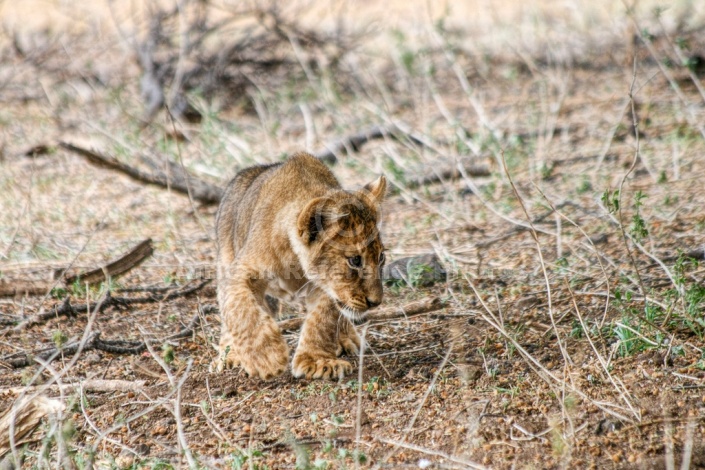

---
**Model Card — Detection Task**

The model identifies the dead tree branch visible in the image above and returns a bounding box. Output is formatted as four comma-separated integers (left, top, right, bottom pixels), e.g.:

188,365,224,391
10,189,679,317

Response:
314,125,428,164
0,239,155,298
5,332,172,369
134,2,360,122
63,239,154,286
1,379,146,396
0,280,49,298
58,142,223,204
3,305,215,369
0,396,64,458
7,280,212,334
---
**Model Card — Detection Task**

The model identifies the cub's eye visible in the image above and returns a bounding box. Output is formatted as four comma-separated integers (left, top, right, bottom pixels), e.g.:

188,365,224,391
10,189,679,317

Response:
379,252,386,265
347,255,363,269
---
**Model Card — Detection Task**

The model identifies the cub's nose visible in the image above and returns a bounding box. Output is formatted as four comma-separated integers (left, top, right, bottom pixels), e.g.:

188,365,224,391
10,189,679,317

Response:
366,297,381,309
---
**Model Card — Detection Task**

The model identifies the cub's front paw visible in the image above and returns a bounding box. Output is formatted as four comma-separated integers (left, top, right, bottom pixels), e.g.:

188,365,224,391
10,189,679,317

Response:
292,352,353,380
336,329,361,357
214,329,289,380
240,338,289,380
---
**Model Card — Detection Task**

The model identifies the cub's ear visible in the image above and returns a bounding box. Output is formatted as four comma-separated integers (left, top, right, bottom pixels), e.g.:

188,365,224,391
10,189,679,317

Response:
297,197,327,244
362,175,387,204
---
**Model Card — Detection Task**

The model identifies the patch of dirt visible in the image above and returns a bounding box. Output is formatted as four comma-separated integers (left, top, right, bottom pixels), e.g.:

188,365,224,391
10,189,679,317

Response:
2,2,705,469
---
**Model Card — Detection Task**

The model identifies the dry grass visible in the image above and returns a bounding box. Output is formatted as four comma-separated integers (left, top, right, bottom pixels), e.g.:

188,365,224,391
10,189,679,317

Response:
1,0,705,468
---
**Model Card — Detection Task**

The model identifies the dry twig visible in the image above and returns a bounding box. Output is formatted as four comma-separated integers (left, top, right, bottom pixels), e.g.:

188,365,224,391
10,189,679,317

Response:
278,297,445,332
58,142,223,205
1,379,146,396
0,396,64,458
6,280,211,334
63,239,154,286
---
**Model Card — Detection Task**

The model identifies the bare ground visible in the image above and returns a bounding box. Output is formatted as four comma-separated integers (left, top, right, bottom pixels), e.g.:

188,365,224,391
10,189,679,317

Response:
1,1,705,469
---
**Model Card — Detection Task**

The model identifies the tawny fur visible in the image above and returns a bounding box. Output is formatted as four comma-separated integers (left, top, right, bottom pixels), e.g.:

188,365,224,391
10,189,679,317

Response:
214,153,386,380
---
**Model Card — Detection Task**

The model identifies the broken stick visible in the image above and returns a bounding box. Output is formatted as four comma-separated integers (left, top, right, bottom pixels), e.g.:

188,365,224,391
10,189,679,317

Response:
278,297,445,332
0,280,49,298
58,142,223,205
0,239,156,299
0,396,64,458
63,239,154,286
8,279,211,334
1,379,146,396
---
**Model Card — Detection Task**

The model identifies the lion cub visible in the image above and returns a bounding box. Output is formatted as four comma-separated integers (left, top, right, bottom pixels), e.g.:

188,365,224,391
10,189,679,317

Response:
215,153,386,380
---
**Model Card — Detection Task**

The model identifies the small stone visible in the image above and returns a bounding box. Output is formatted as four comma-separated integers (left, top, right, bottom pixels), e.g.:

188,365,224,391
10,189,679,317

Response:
383,254,447,287
84,353,101,365
152,425,167,435
115,450,134,468
135,443,150,456
589,234,608,245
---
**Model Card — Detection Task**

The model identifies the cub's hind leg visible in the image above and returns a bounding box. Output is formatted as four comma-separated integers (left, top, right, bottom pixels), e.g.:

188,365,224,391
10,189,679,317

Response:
215,264,289,380
292,295,355,380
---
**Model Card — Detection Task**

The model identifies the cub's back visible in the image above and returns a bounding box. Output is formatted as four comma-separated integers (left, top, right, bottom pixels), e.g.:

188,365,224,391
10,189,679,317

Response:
215,153,340,265
216,162,281,264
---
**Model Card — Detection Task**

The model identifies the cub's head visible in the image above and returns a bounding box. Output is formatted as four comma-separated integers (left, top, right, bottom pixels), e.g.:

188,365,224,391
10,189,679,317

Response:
296,176,387,321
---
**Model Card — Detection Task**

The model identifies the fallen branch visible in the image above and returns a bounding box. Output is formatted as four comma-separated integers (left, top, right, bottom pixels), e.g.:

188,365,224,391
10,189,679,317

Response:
58,142,223,205
3,303,216,368
63,239,154,286
315,125,426,164
4,332,149,368
404,160,491,189
278,297,445,332
169,312,204,340
366,297,445,322
0,240,155,298
7,280,211,334
314,126,490,186
1,379,146,396
0,396,64,458
0,280,49,298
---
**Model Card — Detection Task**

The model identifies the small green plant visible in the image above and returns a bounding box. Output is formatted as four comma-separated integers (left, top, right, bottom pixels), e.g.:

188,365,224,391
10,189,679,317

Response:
682,284,705,337
408,263,435,288
330,414,344,426
601,188,620,213
231,448,268,470
629,190,649,243
577,178,592,194
614,317,647,357
162,344,175,364
569,319,584,339
200,400,210,414
664,194,678,206
52,330,68,348
382,157,406,185
495,385,519,398
540,163,555,179
70,278,88,297
667,252,705,338
51,286,68,299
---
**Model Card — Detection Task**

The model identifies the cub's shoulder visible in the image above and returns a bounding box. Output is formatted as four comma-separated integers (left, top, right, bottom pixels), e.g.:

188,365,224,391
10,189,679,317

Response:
231,161,282,193
280,152,339,188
